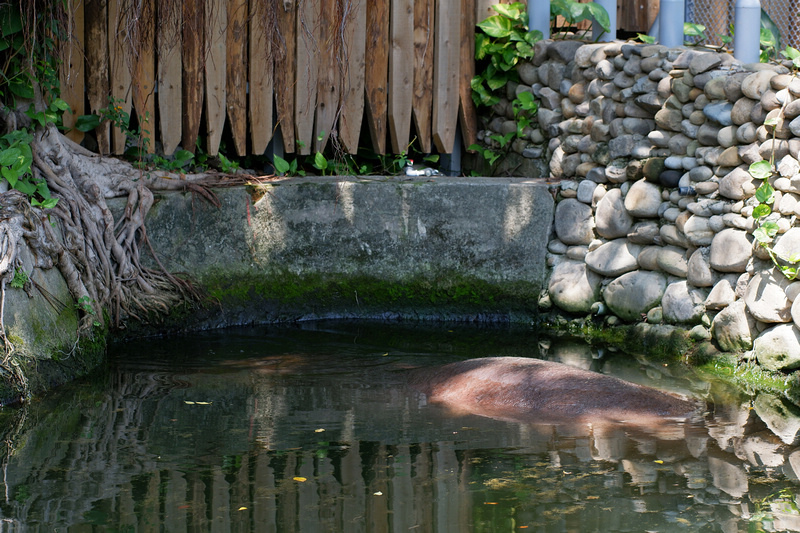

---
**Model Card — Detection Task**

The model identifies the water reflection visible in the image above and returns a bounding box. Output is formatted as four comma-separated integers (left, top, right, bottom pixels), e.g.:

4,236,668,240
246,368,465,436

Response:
0,322,798,531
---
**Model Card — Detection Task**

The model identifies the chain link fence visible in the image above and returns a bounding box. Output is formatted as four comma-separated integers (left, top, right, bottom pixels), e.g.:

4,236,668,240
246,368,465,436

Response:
687,0,800,51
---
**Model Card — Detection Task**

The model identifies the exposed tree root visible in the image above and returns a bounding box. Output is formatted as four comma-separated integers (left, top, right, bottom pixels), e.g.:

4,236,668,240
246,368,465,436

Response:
0,122,246,356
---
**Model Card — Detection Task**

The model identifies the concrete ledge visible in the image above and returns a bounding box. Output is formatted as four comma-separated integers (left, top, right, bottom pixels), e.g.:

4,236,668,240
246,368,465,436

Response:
141,177,555,328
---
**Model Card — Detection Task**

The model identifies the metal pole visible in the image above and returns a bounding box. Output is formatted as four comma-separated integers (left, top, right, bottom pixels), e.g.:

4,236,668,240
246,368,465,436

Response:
659,0,685,48
734,0,762,63
528,0,550,38
592,0,617,42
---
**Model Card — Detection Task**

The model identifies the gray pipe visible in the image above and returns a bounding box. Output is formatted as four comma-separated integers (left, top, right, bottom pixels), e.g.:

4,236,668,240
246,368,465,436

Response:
659,0,685,48
528,0,550,38
734,0,762,63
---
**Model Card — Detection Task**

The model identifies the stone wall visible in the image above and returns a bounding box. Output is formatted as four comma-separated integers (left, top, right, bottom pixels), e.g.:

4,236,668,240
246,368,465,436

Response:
480,39,800,369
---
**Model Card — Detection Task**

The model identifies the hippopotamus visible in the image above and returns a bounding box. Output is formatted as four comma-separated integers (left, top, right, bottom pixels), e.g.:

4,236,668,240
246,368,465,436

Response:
408,356,700,429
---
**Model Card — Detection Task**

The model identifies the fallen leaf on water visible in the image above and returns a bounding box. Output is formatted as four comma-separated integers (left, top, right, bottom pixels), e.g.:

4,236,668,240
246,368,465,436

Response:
238,506,247,511
315,428,325,433
184,401,195,405
586,496,600,500
293,477,307,482
195,401,212,405
654,460,664,464
484,502,498,505
374,491,383,496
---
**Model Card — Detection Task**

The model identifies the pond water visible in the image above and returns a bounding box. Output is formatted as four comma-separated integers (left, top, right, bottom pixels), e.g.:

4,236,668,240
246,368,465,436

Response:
1,321,800,531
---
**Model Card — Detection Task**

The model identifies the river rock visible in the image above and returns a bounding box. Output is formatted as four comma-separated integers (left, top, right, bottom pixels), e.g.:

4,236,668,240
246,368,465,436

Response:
706,277,737,309
688,247,714,287
718,167,757,200
604,271,667,321
712,300,757,352
624,180,662,218
549,260,603,313
627,221,660,244
710,229,753,272
657,246,688,277
585,239,642,277
754,393,800,445
594,188,633,239
755,324,800,371
683,215,715,246
742,70,776,100
745,270,793,323
554,199,595,245
662,281,707,324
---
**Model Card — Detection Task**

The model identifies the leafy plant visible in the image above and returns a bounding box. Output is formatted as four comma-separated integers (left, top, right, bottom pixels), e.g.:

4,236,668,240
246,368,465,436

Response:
75,295,100,328
151,149,195,172
473,3,541,108
550,0,610,39
10,267,28,289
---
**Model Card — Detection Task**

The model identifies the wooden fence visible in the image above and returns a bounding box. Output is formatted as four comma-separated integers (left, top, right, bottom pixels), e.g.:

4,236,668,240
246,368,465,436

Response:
60,0,485,158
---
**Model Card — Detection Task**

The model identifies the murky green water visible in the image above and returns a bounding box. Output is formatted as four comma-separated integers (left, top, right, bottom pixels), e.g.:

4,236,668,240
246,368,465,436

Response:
0,321,799,531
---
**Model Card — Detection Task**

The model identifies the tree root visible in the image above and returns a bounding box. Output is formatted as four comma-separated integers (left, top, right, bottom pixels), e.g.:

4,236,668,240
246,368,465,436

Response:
0,122,239,357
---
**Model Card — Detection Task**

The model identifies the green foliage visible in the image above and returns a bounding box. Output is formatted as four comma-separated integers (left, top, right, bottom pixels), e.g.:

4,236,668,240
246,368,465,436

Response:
550,0,610,38
760,10,782,62
75,295,101,328
781,46,800,70
10,267,28,289
473,3,541,108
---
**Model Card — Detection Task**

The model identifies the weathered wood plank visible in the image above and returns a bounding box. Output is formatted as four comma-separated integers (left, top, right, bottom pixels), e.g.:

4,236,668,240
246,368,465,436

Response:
459,0,478,149
338,0,366,154
157,0,182,156
295,0,319,155
412,0,434,153
388,0,413,153
248,0,273,155
227,0,248,156
109,0,132,154
61,0,85,144
313,0,340,153
432,0,461,153
205,0,227,156
275,0,296,153
182,0,203,153
85,0,109,154
365,0,389,154
131,0,155,153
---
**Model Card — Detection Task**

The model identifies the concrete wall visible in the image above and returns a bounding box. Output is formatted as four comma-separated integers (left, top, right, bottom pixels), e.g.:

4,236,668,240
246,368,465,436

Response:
480,39,800,368
142,177,554,327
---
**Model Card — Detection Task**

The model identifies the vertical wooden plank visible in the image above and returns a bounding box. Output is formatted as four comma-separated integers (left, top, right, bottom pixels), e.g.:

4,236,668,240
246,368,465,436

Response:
433,0,461,153
61,0,85,144
158,0,182,156
275,0,296,154
459,0,478,149
388,0,414,154
412,0,434,153
109,0,132,154
131,0,155,153
365,0,389,154
313,0,340,153
227,0,248,156
182,0,203,153
85,0,109,154
339,0,366,155
205,0,227,156
249,0,274,155
295,0,319,155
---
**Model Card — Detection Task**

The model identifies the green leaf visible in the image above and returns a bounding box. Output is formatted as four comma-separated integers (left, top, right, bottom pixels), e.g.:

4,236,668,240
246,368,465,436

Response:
683,22,706,38
755,181,775,204
752,204,772,218
0,147,21,167
749,160,773,180
492,3,523,21
1,166,18,187
273,155,290,175
173,149,194,167
8,78,34,99
487,73,509,91
475,33,489,60
584,2,610,33
12,178,35,195
764,116,779,126
515,41,534,59
515,91,537,110
478,15,513,38
313,152,328,171
753,226,774,244
75,114,102,132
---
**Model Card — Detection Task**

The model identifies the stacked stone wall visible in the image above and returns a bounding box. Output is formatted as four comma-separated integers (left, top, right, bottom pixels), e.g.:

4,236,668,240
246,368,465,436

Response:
481,39,800,369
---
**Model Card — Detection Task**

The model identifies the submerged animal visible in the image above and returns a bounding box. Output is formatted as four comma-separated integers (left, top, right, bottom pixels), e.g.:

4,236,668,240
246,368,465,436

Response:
408,356,699,428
